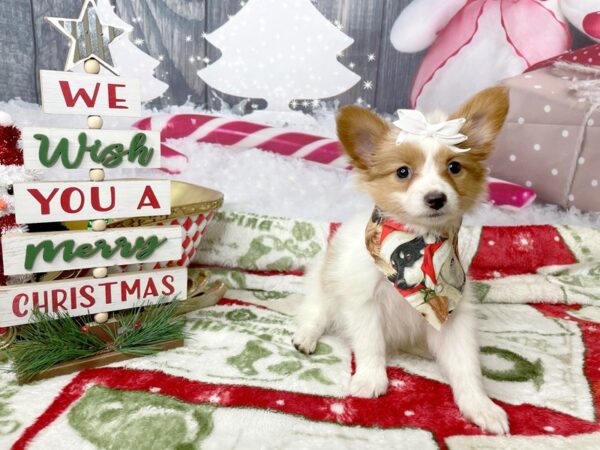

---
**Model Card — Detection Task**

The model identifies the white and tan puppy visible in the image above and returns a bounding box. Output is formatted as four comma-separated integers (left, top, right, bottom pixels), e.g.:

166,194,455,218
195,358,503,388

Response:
293,87,510,434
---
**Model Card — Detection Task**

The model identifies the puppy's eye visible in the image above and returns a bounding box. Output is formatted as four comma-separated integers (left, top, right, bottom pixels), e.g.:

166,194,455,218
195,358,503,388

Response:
6,185,14,195
448,161,462,175
396,166,412,180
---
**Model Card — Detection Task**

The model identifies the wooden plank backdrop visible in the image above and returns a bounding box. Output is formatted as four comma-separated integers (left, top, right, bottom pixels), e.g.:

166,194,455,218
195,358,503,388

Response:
0,1,38,103
0,0,594,114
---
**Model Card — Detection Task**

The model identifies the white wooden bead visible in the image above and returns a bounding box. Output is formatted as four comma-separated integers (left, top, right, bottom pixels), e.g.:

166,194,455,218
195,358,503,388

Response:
92,220,107,232
94,312,109,324
84,59,101,75
92,267,108,279
89,168,105,182
87,115,103,129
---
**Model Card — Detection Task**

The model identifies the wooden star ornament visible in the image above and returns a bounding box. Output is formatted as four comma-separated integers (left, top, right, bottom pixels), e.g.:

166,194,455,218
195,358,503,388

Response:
46,0,128,75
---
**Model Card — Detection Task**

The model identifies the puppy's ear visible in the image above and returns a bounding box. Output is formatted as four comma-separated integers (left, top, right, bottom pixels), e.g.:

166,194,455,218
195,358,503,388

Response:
337,106,390,170
450,86,509,160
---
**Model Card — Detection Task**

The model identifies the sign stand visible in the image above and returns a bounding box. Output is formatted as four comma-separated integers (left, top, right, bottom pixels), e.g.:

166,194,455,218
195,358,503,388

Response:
85,58,111,324
0,0,223,383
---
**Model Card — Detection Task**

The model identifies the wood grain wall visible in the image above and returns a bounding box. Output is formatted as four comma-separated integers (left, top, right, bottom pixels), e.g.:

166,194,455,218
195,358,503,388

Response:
0,0,593,114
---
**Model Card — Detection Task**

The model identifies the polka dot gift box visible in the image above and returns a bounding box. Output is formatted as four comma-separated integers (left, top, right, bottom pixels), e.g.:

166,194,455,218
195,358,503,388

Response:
489,59,600,211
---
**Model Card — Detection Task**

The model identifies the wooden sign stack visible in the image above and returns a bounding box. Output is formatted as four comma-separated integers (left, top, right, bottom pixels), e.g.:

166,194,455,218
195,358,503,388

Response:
0,0,189,382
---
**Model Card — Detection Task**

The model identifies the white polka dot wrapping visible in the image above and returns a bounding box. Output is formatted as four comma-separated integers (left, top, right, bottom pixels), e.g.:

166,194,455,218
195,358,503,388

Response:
488,57,600,211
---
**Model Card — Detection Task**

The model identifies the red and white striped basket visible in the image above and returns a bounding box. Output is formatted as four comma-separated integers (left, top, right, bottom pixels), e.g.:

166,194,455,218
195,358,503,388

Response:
106,182,223,273
149,212,216,269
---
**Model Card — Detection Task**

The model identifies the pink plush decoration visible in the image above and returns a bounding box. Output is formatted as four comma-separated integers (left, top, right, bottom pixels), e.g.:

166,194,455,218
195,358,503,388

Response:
583,12,600,40
391,0,599,113
134,114,536,209
562,0,600,42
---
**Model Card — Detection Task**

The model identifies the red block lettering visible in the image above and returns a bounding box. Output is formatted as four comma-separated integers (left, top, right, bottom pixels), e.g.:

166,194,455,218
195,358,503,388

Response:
108,84,128,109
80,285,96,308
137,185,161,210
99,281,118,304
32,291,49,313
51,289,68,312
143,278,159,297
60,187,85,214
28,188,59,215
162,275,175,296
122,279,141,298
12,294,29,318
59,81,100,107
91,186,116,212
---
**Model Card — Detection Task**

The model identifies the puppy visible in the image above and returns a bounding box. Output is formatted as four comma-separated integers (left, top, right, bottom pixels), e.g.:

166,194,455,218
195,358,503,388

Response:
293,87,510,434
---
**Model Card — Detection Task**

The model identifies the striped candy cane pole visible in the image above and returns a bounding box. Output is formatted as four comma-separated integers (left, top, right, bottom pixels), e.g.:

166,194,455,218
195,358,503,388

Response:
134,114,349,171
134,114,536,208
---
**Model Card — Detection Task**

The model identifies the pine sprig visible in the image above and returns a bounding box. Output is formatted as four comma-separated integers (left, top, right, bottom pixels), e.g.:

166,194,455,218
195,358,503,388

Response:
113,300,187,355
8,310,106,382
8,300,187,382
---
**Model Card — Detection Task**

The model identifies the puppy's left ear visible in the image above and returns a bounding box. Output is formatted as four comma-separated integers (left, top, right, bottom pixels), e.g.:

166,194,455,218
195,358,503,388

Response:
450,86,509,160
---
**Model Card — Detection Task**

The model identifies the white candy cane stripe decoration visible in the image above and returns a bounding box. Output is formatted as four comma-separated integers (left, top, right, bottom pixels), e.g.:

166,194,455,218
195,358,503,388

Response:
134,114,349,170
133,114,536,208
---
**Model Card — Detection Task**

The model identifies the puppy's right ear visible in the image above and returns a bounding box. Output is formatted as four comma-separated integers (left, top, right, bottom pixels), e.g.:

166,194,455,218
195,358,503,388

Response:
337,106,390,171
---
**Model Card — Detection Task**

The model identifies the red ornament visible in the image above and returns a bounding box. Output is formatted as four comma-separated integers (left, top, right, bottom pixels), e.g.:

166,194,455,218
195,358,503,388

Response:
0,327,7,336
133,321,142,330
0,124,24,166
80,325,90,333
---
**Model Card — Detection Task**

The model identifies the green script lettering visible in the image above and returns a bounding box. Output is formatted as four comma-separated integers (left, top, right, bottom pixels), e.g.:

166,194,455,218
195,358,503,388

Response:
24,240,75,270
98,143,125,168
33,131,155,169
136,236,168,260
23,235,168,270
127,133,154,167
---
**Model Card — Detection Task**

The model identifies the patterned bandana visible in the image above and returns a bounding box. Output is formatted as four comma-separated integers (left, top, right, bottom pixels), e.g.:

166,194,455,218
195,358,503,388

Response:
365,208,466,330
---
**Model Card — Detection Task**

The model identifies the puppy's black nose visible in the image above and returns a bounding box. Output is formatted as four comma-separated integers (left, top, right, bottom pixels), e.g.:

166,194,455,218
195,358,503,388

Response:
424,191,447,210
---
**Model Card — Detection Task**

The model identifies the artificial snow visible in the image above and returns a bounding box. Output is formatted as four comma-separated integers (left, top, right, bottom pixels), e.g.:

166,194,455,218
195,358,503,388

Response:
3,99,600,227
0,111,13,126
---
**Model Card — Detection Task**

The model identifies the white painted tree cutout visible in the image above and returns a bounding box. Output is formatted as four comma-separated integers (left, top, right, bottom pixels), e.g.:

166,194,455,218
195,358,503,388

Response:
69,0,168,102
198,0,361,111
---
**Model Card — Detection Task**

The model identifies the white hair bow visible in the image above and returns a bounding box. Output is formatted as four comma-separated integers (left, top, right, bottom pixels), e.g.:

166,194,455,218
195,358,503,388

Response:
393,109,470,153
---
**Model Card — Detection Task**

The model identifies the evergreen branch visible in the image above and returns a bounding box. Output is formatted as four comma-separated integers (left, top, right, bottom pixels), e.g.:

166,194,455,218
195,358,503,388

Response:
113,301,187,355
8,310,106,382
8,299,187,382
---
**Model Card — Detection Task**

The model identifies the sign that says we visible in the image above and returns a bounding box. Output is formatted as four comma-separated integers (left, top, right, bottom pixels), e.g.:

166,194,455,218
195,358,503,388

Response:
40,70,141,117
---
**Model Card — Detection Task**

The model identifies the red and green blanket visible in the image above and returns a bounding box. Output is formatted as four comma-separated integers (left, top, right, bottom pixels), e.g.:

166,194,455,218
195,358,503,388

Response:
2,209,600,450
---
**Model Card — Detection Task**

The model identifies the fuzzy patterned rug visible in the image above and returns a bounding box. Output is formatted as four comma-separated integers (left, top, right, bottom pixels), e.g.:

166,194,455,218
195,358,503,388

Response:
3,209,600,450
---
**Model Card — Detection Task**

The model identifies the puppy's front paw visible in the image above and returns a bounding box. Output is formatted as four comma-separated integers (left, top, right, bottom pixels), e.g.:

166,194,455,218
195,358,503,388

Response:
460,396,509,435
292,327,319,355
349,368,388,398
